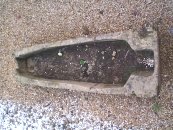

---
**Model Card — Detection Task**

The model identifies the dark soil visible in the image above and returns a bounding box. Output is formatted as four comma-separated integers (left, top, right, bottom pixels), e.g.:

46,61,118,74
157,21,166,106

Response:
19,40,154,84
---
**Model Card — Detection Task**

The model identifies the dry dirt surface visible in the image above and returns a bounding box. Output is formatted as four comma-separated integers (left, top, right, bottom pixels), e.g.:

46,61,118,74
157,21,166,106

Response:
0,0,173,129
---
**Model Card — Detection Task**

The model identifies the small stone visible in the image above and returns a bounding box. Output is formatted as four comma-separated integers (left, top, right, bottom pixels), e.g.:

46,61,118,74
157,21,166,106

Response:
112,57,115,60
163,75,169,78
43,101,51,107
169,27,173,35
101,51,104,55
58,52,63,56
145,0,152,4
112,51,116,57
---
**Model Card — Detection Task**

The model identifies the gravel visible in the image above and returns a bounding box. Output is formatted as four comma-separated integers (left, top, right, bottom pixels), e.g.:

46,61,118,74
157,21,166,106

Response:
0,0,173,129
0,100,122,130
0,98,172,130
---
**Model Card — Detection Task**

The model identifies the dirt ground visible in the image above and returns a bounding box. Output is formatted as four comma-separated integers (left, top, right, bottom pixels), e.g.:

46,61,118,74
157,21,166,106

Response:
0,0,173,129
23,40,145,84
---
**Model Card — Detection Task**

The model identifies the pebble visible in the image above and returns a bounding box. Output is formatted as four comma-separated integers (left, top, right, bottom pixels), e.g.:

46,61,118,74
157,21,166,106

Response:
58,52,63,56
101,51,104,55
0,100,122,130
145,0,152,4
112,57,115,60
112,51,117,57
169,27,173,35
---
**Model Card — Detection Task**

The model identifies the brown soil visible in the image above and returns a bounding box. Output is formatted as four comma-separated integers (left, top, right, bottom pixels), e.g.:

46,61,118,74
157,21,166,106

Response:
18,40,154,84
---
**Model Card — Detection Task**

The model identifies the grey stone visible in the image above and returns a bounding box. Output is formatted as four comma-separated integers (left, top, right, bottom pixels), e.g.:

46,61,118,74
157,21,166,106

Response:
14,30,159,97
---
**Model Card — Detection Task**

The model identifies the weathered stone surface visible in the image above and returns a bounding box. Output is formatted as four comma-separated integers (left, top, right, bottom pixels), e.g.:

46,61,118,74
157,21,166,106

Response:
14,30,159,97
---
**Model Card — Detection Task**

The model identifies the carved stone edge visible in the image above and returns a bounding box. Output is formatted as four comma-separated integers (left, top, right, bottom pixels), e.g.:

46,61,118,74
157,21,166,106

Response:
14,30,159,97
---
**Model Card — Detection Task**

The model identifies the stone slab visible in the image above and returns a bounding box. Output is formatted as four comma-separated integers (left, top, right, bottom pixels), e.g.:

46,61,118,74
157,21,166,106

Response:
14,30,159,97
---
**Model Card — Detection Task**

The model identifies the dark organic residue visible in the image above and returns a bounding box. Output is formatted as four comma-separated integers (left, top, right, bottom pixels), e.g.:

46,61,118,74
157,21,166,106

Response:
17,40,154,85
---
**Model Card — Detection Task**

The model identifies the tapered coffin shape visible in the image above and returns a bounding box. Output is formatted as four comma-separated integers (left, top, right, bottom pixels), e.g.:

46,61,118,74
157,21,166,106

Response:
16,40,154,85
14,31,159,97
